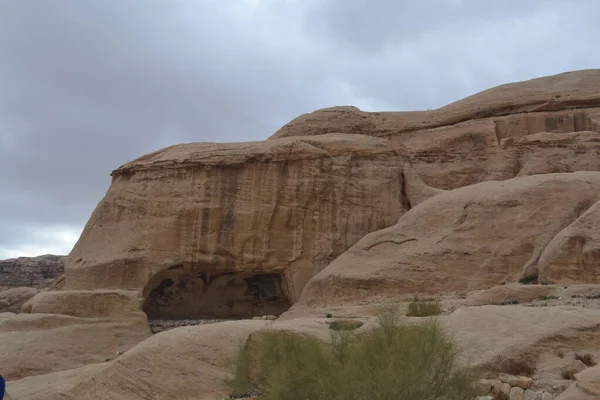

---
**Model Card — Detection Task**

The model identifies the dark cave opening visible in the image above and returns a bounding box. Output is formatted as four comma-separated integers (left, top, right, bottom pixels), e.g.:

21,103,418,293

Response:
142,268,291,321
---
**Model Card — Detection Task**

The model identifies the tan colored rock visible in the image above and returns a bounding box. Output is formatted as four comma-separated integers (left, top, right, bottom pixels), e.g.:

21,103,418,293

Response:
556,383,595,400
0,312,151,380
271,70,600,140
500,373,534,389
478,378,501,395
23,290,143,318
539,199,600,284
63,134,414,319
525,389,543,400
0,287,39,313
501,382,513,397
572,363,600,396
64,320,269,400
299,172,600,305
561,360,588,380
511,386,526,400
465,284,559,306
440,305,600,370
7,364,108,400
271,70,600,191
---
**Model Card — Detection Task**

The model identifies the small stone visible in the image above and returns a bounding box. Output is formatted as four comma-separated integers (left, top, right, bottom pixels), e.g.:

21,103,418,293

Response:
540,393,554,400
252,316,261,320
477,379,501,395
499,373,533,389
264,315,277,321
524,389,542,400
510,386,525,400
560,359,588,379
501,382,512,397
115,351,123,356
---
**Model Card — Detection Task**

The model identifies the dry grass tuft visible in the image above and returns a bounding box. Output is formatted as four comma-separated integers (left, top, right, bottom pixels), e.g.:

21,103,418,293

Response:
575,352,597,367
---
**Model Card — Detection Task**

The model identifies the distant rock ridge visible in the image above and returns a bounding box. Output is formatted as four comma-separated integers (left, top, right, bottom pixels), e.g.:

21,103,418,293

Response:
0,254,64,291
0,254,65,314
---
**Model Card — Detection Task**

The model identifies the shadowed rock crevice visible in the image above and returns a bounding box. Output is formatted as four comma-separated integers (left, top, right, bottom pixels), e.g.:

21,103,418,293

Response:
142,266,291,320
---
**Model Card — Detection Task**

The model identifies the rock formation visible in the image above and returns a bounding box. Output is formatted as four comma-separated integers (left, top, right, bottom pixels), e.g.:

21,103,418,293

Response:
6,69,600,400
271,70,600,190
298,172,600,305
0,255,64,291
0,255,65,313
62,134,411,319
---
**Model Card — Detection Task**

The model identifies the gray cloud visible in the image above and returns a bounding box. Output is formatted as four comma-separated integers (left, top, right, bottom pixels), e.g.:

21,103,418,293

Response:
1,0,599,258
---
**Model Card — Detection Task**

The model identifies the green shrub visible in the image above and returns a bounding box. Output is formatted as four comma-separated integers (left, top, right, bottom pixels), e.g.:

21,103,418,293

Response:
227,308,477,400
406,298,443,317
328,319,363,331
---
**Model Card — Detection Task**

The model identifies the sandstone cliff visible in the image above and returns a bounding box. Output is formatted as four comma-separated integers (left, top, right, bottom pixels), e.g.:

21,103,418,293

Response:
271,70,600,189
6,69,600,400
298,171,600,306
63,134,412,319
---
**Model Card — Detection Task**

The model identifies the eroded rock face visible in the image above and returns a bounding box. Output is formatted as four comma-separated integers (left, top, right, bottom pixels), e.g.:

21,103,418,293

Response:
270,70,600,190
298,172,600,305
0,255,64,291
63,134,409,319
0,287,40,314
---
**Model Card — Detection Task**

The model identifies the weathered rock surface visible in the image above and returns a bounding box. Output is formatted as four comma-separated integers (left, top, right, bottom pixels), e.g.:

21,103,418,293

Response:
299,172,600,305
0,312,151,380
0,287,39,313
63,320,267,400
0,254,64,291
21,289,143,318
7,363,108,400
465,284,559,307
62,134,412,319
271,70,600,190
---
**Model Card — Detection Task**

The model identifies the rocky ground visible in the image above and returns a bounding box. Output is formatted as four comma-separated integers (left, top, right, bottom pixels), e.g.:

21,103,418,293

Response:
148,318,226,333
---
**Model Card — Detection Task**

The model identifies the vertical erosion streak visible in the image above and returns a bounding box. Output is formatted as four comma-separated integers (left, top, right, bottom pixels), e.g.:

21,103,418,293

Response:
263,143,294,261
191,168,202,269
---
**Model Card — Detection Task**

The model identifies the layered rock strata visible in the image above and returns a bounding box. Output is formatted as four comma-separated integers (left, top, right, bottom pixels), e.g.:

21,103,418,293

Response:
62,134,410,319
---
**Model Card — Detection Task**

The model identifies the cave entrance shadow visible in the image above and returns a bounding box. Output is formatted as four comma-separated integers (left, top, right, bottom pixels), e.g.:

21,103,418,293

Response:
142,266,291,321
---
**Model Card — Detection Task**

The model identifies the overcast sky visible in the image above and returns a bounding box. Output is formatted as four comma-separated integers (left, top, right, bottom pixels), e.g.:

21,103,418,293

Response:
1,0,599,259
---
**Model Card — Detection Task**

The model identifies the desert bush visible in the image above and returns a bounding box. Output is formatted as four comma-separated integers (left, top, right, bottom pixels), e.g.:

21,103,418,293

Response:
328,319,363,331
493,391,509,400
494,300,520,306
406,298,442,317
575,352,597,367
497,357,536,377
560,366,578,380
540,295,559,301
227,309,477,400
519,275,537,284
